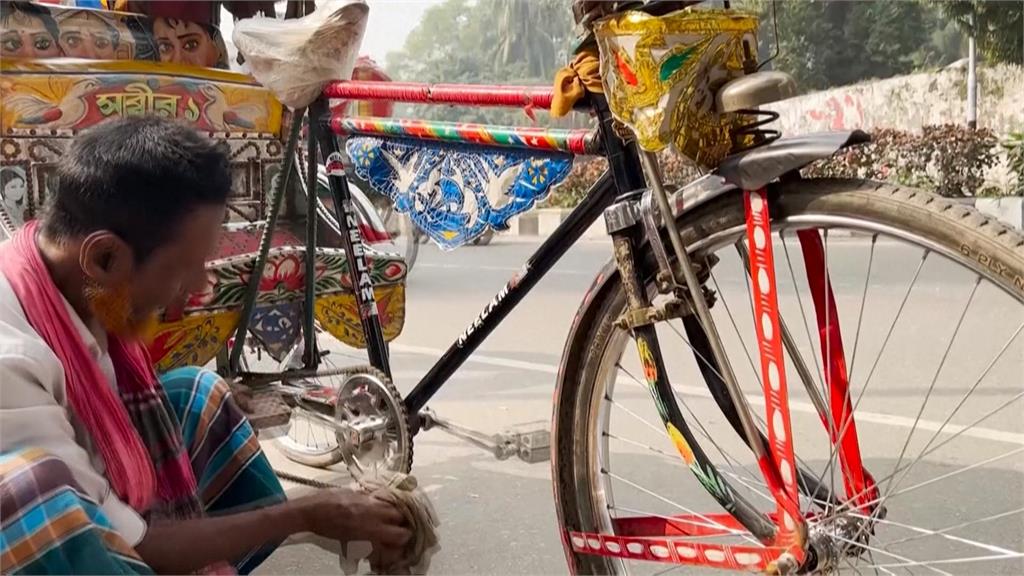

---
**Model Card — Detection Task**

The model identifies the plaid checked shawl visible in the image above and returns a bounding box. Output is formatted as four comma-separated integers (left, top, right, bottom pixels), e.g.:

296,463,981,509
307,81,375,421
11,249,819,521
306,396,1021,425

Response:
1,367,285,575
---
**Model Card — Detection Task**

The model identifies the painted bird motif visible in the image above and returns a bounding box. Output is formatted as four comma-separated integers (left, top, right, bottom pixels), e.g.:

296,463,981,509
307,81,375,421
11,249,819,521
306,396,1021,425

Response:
5,79,99,128
198,84,266,131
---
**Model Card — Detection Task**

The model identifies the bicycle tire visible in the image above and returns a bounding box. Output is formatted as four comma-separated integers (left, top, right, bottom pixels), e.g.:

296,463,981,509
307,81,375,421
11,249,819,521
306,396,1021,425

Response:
552,178,1024,575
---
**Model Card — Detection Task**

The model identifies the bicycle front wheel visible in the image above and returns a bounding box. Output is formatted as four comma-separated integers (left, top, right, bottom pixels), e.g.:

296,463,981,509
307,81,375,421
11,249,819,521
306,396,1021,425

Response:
554,179,1024,575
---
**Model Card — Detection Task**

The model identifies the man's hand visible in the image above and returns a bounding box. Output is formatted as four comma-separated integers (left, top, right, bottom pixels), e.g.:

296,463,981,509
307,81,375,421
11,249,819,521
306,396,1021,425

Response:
301,488,412,563
137,487,411,574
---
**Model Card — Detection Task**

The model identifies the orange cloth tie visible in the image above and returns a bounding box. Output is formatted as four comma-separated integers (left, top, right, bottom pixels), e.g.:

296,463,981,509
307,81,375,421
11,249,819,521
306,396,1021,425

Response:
550,49,604,118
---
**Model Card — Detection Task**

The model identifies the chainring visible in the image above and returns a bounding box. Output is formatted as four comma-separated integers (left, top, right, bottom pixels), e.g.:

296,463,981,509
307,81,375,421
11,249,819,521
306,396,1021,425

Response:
332,366,414,479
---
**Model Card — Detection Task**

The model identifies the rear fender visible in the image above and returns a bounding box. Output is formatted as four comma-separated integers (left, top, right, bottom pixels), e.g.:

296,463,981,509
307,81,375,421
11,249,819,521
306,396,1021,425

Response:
716,130,870,191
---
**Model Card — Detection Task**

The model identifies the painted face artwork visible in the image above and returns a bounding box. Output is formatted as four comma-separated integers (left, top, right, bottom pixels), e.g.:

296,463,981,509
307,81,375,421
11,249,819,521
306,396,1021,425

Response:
0,169,28,225
153,17,220,68
594,9,758,167
0,9,61,58
55,10,129,60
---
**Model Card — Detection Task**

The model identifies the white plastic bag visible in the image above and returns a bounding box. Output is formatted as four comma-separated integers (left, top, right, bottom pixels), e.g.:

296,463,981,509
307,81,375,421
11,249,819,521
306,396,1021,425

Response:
233,0,369,109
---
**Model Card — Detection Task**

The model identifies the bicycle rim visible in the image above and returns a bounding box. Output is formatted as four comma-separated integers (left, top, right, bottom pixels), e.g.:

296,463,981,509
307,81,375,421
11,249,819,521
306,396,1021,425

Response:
566,190,1024,575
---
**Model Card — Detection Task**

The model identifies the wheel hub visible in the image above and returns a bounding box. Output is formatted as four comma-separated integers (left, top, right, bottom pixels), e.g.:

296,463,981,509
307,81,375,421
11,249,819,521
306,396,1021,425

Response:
803,513,872,573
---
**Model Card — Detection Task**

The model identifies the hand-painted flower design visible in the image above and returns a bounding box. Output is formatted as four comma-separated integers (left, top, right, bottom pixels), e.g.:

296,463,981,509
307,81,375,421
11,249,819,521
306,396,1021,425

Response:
260,254,304,294
0,139,20,161
383,262,404,281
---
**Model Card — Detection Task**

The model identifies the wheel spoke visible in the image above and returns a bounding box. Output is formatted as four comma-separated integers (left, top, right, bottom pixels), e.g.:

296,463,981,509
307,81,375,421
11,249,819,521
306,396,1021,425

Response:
847,511,1022,557
605,471,760,544
664,322,824,499
617,358,769,514
881,506,1024,548
822,445,1024,522
848,275,982,547
847,234,878,382
809,388,1024,519
865,552,1024,571
813,249,930,503
828,532,954,576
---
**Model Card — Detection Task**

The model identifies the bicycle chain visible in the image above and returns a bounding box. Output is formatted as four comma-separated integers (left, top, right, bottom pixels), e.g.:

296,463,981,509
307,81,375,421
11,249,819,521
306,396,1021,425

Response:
273,469,344,490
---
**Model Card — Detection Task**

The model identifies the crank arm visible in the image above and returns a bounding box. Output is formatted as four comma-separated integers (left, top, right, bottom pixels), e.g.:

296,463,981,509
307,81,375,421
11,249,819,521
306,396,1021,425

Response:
419,409,551,463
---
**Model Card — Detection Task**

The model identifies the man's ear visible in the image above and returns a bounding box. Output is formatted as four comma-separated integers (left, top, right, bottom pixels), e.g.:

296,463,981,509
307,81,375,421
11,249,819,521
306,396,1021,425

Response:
79,231,134,287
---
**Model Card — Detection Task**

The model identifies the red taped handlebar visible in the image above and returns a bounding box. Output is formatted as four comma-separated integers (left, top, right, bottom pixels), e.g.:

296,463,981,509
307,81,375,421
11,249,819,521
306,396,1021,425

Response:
322,81,557,110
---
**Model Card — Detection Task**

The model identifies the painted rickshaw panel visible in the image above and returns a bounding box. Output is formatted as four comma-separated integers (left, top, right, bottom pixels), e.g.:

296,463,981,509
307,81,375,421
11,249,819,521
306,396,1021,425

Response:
0,3,407,370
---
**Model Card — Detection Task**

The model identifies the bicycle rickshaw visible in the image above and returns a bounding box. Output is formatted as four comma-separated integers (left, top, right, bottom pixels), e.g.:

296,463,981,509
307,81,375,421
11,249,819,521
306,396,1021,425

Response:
0,0,410,403
3,0,1023,573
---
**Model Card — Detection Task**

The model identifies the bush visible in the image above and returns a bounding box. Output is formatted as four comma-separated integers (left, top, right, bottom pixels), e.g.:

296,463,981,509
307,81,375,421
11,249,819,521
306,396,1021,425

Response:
1003,131,1024,195
548,124,1007,208
546,151,703,208
804,124,999,197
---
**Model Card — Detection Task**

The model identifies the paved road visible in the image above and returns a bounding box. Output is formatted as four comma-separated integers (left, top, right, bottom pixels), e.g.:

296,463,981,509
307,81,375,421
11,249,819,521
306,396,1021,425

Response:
257,236,1023,575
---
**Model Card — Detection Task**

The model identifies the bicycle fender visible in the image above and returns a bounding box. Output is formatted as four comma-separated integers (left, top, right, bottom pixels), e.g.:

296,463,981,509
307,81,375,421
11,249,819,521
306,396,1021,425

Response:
715,130,870,191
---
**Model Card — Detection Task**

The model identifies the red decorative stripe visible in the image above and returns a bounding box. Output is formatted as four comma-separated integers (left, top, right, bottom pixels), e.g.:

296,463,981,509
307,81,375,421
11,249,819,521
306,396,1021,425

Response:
568,530,778,570
744,189,806,562
613,511,818,540
797,230,877,509
323,80,556,110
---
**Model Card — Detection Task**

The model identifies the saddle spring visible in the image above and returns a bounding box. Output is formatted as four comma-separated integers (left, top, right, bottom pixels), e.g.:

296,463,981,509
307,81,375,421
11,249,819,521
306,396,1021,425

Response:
731,108,782,155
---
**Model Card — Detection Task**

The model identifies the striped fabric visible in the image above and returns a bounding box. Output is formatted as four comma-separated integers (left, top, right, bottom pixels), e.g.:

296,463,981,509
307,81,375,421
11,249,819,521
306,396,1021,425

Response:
1,367,286,575
0,448,153,575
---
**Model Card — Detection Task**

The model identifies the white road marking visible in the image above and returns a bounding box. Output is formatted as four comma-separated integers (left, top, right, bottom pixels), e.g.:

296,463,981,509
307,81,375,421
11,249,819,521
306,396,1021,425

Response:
391,343,1024,446
417,263,594,276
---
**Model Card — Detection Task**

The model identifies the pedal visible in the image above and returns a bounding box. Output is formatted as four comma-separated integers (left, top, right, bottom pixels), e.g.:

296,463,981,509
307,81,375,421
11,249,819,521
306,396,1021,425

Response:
420,410,551,464
497,421,551,464
231,382,291,431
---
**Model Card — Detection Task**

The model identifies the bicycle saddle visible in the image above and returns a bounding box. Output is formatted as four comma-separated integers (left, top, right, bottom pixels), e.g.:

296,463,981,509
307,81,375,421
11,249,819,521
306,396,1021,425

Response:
233,0,369,109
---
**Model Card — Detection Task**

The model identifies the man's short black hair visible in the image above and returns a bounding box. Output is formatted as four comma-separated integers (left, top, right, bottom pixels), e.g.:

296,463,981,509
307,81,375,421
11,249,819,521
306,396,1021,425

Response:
41,115,231,262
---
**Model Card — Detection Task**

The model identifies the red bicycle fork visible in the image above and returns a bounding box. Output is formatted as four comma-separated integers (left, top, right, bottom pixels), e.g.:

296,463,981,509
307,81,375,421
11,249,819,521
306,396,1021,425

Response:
568,190,878,573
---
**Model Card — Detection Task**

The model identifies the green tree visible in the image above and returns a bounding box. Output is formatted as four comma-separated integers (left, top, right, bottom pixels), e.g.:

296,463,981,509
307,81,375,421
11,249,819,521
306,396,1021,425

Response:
931,0,1023,65
750,0,955,91
490,0,573,79
384,0,574,124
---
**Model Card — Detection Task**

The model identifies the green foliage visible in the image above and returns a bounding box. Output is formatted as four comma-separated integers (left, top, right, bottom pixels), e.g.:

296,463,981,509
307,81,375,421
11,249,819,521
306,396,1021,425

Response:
545,153,703,208
804,125,1000,197
930,0,1024,65
1003,132,1024,195
384,0,575,125
748,0,963,91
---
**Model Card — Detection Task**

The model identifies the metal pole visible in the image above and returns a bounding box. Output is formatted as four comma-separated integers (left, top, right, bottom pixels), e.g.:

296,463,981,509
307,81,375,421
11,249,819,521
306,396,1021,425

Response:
967,15,978,129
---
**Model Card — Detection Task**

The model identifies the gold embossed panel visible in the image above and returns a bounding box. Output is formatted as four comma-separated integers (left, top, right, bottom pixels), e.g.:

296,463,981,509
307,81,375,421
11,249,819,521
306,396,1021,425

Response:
594,9,757,167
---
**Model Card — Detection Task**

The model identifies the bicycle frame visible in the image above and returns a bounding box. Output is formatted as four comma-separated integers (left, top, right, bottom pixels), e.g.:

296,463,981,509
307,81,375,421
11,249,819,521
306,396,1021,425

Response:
269,72,874,573
308,78,807,568
307,87,622,413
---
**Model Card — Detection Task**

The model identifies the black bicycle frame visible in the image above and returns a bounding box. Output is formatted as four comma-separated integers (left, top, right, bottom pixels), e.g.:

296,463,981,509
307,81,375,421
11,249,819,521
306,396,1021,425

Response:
311,99,392,375
311,94,798,542
312,96,636,417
